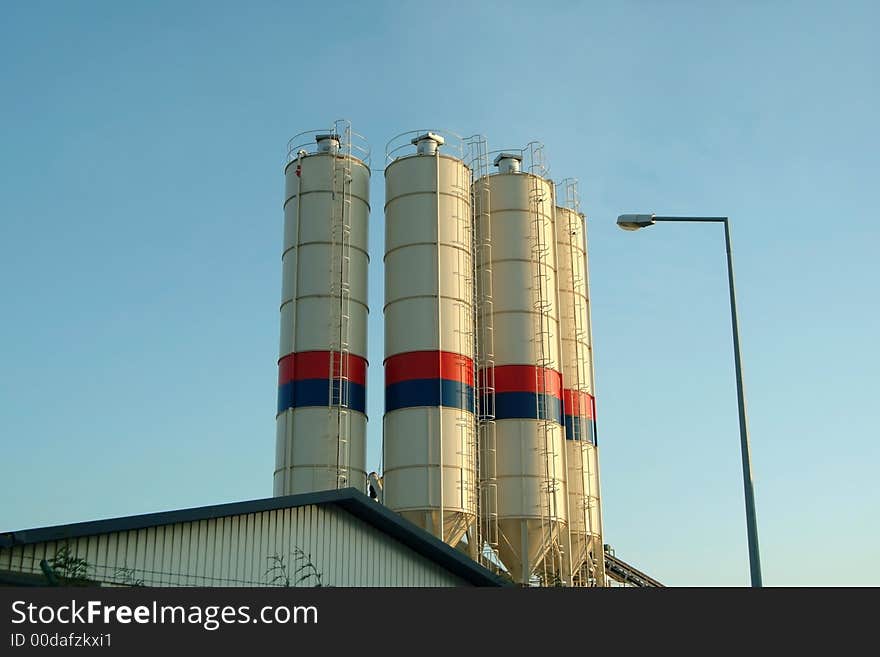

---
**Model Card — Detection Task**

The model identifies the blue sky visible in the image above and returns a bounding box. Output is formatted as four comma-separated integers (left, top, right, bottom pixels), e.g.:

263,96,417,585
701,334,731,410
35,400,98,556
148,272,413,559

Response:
1,0,877,586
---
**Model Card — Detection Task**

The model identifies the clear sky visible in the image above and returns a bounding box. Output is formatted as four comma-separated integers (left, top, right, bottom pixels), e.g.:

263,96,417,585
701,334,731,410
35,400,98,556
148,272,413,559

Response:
1,0,877,586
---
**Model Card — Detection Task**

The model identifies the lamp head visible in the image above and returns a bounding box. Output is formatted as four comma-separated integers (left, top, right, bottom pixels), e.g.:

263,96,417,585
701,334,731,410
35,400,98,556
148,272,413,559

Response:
617,214,656,231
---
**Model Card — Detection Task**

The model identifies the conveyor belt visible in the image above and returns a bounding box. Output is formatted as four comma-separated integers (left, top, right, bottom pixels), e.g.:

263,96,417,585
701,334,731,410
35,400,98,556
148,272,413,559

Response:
604,551,664,587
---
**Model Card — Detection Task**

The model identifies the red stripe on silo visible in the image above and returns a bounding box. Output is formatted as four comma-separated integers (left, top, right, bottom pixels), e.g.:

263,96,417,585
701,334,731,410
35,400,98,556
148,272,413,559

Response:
278,354,296,384
563,389,594,419
278,351,367,386
384,351,474,386
488,365,563,398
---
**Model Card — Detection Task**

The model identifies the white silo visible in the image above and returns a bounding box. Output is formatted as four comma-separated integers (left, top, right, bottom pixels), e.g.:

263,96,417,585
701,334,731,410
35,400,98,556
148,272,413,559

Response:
473,145,568,584
382,131,478,547
555,179,604,585
274,121,370,496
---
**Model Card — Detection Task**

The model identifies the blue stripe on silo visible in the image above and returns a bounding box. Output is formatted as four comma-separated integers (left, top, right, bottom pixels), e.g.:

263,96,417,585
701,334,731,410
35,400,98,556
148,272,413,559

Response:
492,392,564,425
385,379,474,413
564,415,595,443
277,379,366,415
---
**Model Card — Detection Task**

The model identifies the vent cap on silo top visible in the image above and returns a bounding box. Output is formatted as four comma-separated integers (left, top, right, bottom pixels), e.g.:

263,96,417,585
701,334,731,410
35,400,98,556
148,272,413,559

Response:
493,152,523,173
316,133,341,153
411,132,445,155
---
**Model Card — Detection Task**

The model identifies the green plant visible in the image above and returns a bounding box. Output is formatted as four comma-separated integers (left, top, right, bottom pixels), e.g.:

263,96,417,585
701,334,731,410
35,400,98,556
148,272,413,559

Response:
114,567,145,586
265,554,291,587
265,548,324,587
49,545,90,581
292,547,323,587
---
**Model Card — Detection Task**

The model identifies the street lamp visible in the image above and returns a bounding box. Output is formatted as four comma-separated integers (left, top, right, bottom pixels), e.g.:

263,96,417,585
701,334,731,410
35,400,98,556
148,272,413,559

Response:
616,213,763,588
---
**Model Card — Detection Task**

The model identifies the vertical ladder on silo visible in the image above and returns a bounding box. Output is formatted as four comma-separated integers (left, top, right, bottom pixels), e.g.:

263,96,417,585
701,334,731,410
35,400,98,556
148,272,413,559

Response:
527,143,562,585
562,178,595,586
451,145,477,545
283,148,307,496
580,201,607,586
328,119,354,490
468,135,499,569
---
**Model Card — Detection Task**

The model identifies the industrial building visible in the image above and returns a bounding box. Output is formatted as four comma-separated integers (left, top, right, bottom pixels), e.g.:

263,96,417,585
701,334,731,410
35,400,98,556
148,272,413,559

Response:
1,120,659,588
0,489,507,587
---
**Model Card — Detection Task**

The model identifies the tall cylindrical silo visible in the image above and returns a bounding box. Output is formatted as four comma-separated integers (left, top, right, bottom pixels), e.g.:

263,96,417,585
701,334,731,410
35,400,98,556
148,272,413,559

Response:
383,131,478,547
556,197,603,585
274,125,370,496
474,149,568,584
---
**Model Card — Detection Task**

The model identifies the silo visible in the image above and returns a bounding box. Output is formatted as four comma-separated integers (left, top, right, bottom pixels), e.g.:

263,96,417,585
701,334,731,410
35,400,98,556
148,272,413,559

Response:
383,131,477,547
274,122,370,496
474,147,568,584
555,182,604,585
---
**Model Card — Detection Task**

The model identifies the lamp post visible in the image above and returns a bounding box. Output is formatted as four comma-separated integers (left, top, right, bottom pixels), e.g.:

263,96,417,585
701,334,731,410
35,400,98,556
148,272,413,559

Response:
616,213,763,588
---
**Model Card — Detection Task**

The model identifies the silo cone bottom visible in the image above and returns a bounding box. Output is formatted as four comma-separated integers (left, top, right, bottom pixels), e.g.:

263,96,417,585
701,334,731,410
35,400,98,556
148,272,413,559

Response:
456,525,481,560
497,519,555,585
398,510,473,548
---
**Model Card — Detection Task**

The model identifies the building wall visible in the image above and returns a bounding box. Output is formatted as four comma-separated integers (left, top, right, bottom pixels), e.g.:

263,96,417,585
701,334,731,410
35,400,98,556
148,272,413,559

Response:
0,504,468,587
